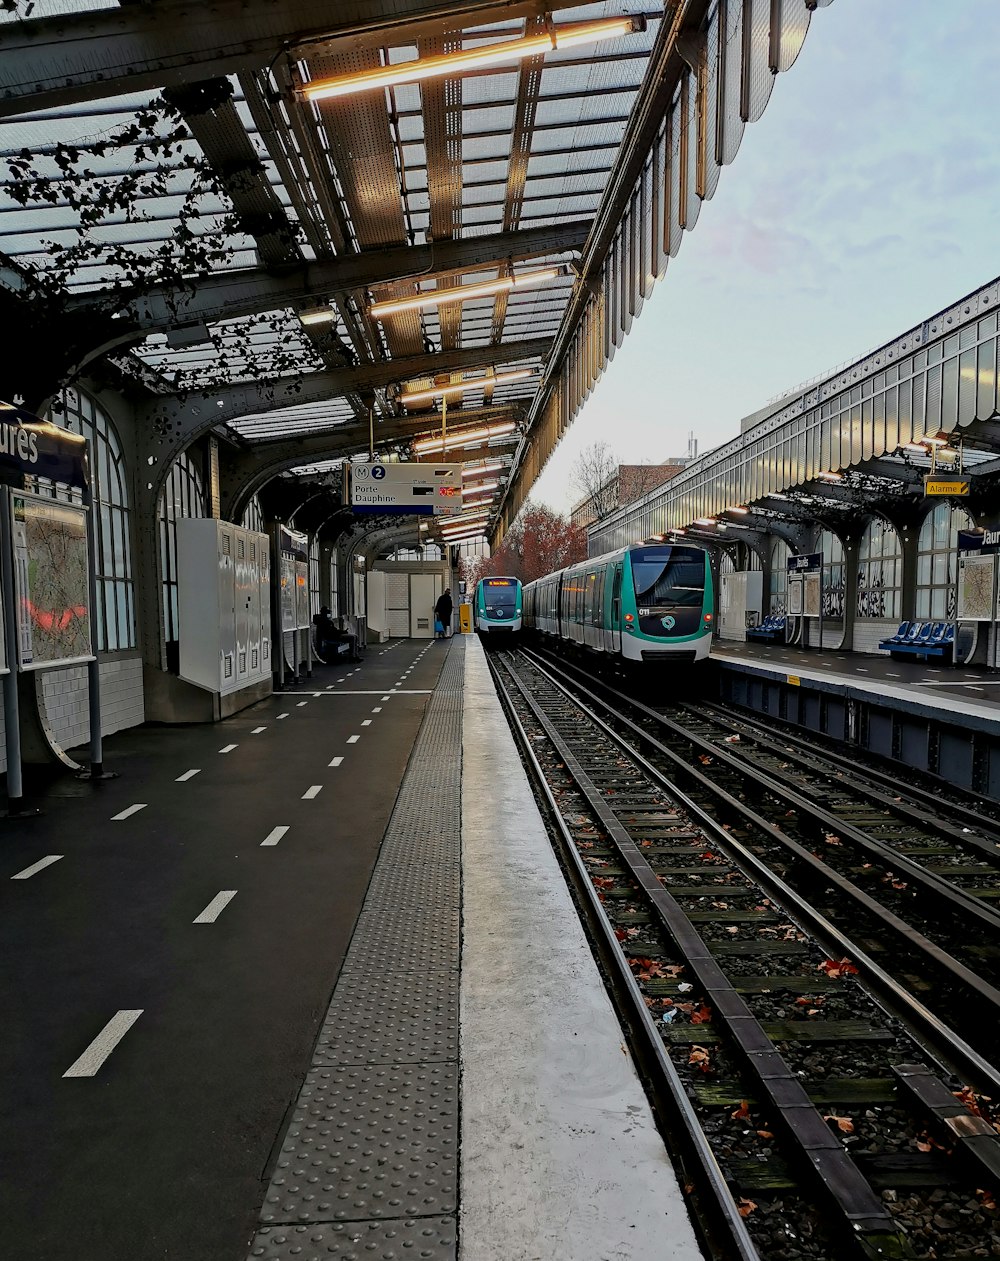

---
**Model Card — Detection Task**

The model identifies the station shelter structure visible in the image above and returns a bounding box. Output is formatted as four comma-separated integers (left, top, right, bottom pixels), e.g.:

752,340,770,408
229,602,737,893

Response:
0,0,838,799
590,274,1000,673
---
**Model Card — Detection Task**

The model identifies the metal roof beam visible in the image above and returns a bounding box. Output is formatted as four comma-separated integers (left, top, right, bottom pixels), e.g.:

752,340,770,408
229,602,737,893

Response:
0,0,587,117
220,405,521,520
68,221,588,334
143,335,550,434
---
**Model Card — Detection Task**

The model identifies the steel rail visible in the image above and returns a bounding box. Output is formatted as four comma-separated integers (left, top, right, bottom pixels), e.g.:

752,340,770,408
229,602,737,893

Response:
518,645,1000,1098
485,652,761,1261
497,651,913,1256
694,698,1000,839
633,705,1000,935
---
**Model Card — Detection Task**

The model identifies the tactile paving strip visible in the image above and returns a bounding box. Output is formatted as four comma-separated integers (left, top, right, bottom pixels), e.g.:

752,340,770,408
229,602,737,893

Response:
260,1064,458,1223
249,643,464,1259
250,1216,457,1260
313,966,459,1066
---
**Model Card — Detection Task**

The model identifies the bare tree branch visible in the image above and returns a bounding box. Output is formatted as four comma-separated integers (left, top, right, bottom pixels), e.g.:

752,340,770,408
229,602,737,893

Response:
570,441,619,524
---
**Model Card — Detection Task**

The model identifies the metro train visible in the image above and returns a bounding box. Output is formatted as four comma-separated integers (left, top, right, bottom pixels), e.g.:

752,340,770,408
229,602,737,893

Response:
473,575,523,638
522,542,713,664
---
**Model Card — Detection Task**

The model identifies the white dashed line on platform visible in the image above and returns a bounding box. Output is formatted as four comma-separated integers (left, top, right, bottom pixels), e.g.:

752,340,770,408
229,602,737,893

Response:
63,1009,143,1078
329,756,344,767
261,826,289,847
347,735,360,744
11,855,63,880
176,769,201,782
372,707,382,713
219,743,238,753
194,890,237,923
381,695,390,700
111,803,146,821
277,713,289,719
251,726,267,734
302,785,323,799
362,719,372,726
313,692,322,697
296,701,308,708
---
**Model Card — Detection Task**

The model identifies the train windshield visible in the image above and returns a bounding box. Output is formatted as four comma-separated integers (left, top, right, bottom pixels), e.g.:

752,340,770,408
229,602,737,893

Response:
482,579,517,611
630,547,705,608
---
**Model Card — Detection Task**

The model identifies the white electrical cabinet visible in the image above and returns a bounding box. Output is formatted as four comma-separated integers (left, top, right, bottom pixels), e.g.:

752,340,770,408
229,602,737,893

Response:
178,518,272,695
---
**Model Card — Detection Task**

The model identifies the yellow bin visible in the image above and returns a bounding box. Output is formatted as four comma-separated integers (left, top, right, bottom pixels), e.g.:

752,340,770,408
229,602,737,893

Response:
459,603,473,634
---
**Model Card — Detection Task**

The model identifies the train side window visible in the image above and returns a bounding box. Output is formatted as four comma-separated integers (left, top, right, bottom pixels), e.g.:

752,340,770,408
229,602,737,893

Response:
612,565,623,620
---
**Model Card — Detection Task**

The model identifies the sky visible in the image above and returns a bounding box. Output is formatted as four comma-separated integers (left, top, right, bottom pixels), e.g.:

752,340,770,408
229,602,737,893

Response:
529,0,1000,516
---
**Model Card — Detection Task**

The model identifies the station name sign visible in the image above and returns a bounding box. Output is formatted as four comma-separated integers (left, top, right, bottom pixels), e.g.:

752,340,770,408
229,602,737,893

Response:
959,529,1000,555
350,461,463,516
787,552,822,573
0,403,89,490
924,476,970,497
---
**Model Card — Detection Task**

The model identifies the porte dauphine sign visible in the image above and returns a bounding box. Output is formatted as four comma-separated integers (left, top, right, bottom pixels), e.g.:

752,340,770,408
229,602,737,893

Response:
349,461,464,516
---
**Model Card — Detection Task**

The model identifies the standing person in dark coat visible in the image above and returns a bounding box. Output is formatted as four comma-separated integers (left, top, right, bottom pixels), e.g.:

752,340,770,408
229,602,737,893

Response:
434,588,453,638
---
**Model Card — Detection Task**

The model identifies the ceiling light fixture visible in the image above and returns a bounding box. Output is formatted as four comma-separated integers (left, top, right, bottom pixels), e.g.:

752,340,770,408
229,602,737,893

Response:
816,470,843,481
727,506,749,515
371,268,563,319
298,307,336,326
300,17,644,102
462,461,505,479
413,420,517,454
694,517,716,526
462,479,499,495
401,368,535,406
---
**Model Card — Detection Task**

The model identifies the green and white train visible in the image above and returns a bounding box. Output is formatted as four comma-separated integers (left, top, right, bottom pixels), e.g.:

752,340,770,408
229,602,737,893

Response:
522,543,713,663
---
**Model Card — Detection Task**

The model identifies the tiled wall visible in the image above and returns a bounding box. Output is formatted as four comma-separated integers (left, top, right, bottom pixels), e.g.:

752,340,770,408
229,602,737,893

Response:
0,654,144,772
852,620,898,656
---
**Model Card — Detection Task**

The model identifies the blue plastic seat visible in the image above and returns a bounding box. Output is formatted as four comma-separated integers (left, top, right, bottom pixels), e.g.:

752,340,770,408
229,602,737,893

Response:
927,622,946,643
890,620,910,643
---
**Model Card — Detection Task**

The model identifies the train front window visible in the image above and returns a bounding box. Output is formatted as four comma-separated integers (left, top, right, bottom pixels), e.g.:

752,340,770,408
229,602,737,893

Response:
483,579,517,613
630,547,705,608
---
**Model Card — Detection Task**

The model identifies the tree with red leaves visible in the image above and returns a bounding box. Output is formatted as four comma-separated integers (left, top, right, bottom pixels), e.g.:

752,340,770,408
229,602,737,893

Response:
461,501,587,588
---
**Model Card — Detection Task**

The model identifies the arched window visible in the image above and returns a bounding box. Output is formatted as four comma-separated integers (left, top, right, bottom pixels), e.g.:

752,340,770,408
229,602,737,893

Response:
157,451,206,660
42,387,136,651
769,538,791,614
718,551,736,576
857,518,902,619
242,495,265,535
819,530,845,620
916,502,974,620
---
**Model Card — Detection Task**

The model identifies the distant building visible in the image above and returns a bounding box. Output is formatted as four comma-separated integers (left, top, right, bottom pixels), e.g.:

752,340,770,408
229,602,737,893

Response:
571,461,686,529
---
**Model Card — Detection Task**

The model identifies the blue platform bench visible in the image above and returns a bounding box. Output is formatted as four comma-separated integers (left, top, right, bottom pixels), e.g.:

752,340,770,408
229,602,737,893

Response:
877,621,954,661
746,615,786,644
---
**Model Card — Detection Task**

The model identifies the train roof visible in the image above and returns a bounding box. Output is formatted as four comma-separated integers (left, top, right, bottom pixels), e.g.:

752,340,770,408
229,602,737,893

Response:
523,541,708,589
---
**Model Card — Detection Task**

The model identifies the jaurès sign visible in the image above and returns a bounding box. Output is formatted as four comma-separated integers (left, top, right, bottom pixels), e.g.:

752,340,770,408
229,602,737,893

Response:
0,403,89,490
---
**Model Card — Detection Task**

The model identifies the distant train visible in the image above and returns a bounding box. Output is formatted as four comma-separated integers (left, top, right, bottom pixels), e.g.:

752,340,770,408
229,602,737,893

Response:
473,575,523,638
522,543,713,663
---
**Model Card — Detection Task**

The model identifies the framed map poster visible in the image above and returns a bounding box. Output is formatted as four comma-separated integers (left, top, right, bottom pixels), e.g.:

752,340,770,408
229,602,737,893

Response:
788,577,803,616
11,491,94,670
958,552,996,621
803,572,821,618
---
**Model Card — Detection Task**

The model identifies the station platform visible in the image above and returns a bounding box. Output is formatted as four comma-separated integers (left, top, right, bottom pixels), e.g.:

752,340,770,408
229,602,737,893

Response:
711,640,1000,798
0,635,702,1261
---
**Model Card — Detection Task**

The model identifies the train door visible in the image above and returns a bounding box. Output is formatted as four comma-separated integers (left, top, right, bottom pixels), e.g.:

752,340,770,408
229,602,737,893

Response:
610,562,623,653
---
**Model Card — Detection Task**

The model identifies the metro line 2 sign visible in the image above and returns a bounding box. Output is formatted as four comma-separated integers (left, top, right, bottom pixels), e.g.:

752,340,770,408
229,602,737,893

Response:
350,461,463,515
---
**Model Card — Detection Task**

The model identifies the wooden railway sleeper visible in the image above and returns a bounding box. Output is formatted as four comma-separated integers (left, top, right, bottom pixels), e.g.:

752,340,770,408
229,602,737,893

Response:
506,657,912,1257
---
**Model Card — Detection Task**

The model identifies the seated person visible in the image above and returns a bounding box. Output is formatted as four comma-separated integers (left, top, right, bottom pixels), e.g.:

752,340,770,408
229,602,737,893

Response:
313,607,361,663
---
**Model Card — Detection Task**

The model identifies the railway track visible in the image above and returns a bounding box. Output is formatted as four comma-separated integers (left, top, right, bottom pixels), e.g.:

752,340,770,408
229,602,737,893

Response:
489,646,1000,1261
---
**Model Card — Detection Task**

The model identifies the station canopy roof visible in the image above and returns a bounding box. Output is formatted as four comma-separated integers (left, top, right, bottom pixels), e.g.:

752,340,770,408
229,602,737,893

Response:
0,0,834,540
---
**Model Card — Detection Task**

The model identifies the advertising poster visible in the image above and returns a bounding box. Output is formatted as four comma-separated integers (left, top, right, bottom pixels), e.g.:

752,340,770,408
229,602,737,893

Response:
279,551,296,633
12,492,94,670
